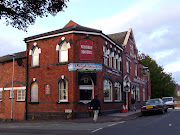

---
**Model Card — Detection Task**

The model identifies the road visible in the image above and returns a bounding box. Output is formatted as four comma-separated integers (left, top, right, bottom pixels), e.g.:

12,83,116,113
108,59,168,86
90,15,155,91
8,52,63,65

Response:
0,109,179,135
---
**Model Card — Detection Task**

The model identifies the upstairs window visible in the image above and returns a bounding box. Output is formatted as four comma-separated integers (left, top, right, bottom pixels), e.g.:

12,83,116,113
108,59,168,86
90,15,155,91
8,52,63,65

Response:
135,63,137,76
31,47,40,66
59,79,68,102
109,52,113,67
103,46,108,66
117,56,122,71
59,42,68,62
126,59,130,73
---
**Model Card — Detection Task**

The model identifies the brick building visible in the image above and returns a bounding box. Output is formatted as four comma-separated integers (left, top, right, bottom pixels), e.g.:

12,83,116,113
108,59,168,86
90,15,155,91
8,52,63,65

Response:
0,21,151,120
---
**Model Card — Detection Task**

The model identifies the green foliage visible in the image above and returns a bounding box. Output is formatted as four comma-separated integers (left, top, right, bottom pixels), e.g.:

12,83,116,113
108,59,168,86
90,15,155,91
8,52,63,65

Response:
0,0,69,31
139,53,176,98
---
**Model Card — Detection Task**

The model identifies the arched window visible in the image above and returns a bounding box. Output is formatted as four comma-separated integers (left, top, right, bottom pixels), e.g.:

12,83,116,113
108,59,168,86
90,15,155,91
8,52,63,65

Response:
31,82,38,102
103,79,112,102
32,47,40,66
58,79,68,102
115,82,122,101
59,42,68,62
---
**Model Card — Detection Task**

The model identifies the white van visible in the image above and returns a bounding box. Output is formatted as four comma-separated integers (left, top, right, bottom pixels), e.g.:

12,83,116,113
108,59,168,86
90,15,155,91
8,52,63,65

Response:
162,97,175,109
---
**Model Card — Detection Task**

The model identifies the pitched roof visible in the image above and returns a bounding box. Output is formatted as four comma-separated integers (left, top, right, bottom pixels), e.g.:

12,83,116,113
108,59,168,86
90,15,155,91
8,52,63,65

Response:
64,20,78,28
108,31,127,45
0,51,26,63
24,21,102,42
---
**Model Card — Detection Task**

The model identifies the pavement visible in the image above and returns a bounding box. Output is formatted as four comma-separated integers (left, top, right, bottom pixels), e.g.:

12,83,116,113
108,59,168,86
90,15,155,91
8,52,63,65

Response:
0,110,142,124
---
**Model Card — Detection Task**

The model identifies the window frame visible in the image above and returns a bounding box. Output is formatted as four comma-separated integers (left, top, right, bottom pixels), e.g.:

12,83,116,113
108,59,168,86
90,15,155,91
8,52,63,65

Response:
114,82,122,101
17,89,26,101
31,82,38,102
59,41,68,62
136,86,140,101
58,79,68,102
31,47,40,67
104,79,113,102
0,89,2,101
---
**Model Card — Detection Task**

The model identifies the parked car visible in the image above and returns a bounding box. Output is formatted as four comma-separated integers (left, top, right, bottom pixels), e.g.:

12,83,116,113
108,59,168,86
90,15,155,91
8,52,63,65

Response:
162,97,175,109
141,98,168,115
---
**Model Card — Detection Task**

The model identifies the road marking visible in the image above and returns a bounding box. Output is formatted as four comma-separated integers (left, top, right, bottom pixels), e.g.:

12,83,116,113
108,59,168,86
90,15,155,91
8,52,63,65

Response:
92,128,103,133
107,121,125,127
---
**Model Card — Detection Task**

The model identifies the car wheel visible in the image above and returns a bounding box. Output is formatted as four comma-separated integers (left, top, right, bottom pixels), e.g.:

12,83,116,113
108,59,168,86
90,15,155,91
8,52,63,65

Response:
161,109,165,114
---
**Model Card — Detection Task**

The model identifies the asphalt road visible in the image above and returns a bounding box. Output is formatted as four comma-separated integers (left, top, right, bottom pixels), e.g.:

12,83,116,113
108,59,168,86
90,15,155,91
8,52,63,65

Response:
91,109,180,135
0,109,179,135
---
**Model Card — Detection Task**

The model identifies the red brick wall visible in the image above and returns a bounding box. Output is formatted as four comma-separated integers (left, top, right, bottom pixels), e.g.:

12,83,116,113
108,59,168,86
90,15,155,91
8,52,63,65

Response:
0,58,26,120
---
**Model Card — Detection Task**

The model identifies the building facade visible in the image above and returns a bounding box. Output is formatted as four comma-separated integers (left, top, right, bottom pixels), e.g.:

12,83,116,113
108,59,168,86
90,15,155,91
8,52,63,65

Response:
0,21,151,120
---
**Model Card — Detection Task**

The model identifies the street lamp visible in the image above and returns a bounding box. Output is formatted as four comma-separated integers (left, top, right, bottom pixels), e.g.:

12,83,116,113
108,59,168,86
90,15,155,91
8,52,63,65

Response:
9,54,15,121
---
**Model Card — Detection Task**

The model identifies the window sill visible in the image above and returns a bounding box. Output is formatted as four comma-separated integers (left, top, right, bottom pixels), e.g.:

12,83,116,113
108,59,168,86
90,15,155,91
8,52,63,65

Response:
29,102,39,104
57,101,69,104
30,66,40,69
16,100,25,102
56,62,69,65
103,100,113,103
79,101,91,105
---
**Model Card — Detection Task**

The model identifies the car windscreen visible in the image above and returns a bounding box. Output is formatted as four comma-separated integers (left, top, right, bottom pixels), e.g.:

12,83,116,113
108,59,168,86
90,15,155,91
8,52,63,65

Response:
162,98,173,102
146,99,160,105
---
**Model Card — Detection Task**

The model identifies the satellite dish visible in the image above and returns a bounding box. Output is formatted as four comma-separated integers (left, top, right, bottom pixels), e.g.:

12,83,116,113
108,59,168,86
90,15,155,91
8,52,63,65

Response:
17,59,23,66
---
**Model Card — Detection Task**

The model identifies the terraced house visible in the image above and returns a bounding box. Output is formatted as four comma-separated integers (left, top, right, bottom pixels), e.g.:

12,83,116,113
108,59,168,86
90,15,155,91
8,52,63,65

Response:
0,21,151,120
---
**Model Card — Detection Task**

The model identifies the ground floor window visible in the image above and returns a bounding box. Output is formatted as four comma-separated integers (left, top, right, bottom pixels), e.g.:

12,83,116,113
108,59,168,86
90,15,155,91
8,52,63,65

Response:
0,90,2,101
79,85,93,102
59,79,68,102
115,82,122,101
31,82,38,102
17,90,25,101
136,86,140,101
143,88,146,101
104,79,112,102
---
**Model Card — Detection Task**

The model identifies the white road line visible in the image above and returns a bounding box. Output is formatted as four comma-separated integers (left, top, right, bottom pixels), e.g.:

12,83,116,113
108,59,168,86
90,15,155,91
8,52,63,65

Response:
92,128,103,133
107,121,125,127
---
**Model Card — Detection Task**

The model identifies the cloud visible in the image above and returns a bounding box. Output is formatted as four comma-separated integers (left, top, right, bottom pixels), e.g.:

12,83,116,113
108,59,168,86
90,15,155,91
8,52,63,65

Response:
87,0,180,83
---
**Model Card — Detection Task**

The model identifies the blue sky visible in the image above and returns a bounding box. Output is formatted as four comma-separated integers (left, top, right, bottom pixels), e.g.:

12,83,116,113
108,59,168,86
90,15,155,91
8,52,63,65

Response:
0,0,180,84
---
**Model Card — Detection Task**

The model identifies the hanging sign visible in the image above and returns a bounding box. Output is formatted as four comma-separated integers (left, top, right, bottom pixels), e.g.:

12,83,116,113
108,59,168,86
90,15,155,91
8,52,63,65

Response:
80,39,93,60
45,84,51,95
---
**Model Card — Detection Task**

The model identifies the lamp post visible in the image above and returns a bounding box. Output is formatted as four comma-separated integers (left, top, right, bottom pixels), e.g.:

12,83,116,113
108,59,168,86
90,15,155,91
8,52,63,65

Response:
10,54,15,121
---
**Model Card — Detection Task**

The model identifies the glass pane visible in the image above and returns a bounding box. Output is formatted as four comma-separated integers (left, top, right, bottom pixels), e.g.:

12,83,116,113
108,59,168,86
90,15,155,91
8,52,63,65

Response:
31,82,38,102
60,42,68,50
80,89,92,100
32,55,39,66
60,50,68,62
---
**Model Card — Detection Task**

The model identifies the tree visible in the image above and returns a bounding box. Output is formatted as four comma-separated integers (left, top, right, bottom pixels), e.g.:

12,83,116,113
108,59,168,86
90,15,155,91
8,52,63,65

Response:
0,0,69,31
139,53,176,98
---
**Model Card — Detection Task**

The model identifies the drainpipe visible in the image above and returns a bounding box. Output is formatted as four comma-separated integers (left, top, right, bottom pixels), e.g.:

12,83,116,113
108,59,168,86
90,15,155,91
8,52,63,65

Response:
25,42,29,120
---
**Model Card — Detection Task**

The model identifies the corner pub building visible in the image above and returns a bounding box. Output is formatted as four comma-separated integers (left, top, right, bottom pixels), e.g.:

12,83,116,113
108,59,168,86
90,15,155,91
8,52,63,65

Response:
0,21,151,120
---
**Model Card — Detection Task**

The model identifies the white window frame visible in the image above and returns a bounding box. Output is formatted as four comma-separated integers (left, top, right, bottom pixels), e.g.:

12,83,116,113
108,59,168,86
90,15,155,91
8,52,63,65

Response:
31,47,40,67
115,82,122,101
59,42,68,62
113,57,117,69
104,79,113,102
135,63,137,76
59,79,68,102
103,46,108,66
117,56,121,71
31,82,38,102
0,88,2,101
17,89,26,101
136,86,140,101
109,52,113,67
143,88,146,101
126,60,130,73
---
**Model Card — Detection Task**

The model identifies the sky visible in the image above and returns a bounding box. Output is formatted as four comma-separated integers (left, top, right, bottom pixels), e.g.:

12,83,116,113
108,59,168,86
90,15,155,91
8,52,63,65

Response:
0,0,180,84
